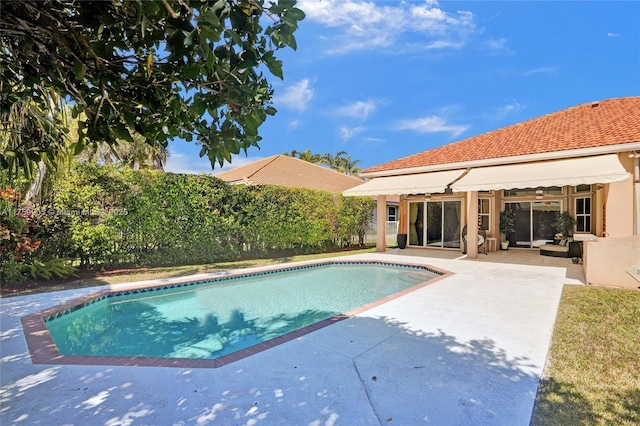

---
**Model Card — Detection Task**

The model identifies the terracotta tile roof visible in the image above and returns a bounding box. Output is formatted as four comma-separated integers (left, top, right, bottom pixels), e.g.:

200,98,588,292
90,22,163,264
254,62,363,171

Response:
364,96,640,174
215,155,366,193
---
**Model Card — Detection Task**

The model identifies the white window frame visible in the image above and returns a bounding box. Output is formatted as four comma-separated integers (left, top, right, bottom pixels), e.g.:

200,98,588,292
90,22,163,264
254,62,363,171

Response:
387,206,398,222
575,196,592,233
478,198,490,231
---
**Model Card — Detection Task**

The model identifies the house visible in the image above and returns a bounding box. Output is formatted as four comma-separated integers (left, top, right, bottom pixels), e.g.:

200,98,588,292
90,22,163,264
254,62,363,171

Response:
215,154,366,193
344,97,640,289
215,154,401,242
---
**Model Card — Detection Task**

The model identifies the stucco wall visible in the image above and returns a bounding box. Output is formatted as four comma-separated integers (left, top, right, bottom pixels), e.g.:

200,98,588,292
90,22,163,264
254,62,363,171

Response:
603,154,635,237
584,235,640,290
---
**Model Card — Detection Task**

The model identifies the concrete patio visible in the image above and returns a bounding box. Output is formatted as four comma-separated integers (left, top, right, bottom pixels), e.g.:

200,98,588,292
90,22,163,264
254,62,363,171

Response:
0,251,584,425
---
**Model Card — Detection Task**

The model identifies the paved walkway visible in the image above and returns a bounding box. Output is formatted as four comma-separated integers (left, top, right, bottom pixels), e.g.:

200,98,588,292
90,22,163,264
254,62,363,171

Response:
0,252,584,425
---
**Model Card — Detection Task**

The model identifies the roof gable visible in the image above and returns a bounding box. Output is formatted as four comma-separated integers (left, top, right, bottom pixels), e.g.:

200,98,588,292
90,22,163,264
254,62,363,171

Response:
215,155,365,193
364,96,640,174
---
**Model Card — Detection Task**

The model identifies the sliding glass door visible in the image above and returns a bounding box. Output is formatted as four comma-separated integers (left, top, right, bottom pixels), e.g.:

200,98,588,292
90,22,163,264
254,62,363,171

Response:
408,201,461,249
504,201,561,248
426,202,443,247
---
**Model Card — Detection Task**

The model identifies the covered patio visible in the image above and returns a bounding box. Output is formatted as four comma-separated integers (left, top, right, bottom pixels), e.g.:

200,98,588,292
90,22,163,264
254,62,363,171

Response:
386,246,587,285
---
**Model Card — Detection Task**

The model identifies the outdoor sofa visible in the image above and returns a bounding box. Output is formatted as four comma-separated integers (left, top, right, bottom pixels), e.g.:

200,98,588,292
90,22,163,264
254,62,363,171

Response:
539,239,582,258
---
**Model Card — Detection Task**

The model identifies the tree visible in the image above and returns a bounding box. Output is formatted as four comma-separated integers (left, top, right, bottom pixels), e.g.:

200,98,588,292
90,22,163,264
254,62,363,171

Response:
284,149,363,177
1,0,304,172
321,151,362,176
284,148,322,164
0,86,71,182
78,135,170,171
0,86,77,203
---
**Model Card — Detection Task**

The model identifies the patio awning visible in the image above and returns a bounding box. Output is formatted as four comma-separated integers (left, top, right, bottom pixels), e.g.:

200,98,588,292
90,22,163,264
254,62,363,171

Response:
452,154,630,192
343,169,468,196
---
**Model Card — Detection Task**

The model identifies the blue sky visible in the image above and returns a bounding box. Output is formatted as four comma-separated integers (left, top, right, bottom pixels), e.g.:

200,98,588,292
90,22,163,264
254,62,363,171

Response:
164,0,640,175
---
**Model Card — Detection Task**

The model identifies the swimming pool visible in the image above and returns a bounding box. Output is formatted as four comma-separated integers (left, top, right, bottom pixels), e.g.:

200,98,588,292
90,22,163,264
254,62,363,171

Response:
26,261,444,367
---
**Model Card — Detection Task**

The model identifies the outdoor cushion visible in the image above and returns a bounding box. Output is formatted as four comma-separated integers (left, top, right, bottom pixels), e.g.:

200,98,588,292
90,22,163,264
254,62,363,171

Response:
541,244,568,252
540,243,569,257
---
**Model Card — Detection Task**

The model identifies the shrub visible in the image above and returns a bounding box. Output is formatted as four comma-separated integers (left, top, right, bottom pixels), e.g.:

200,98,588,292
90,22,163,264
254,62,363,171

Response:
27,164,375,269
1,187,76,285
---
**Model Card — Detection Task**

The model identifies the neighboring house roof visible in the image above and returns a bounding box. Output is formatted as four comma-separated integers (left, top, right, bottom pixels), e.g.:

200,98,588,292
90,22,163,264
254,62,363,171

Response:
364,96,640,174
215,154,365,193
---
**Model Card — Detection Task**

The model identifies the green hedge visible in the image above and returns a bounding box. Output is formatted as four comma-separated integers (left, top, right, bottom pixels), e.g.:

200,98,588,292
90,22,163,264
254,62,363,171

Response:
41,163,373,268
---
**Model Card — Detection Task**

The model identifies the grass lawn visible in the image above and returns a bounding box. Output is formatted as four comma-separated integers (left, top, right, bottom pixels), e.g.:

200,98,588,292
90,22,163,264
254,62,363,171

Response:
531,284,640,425
0,247,377,297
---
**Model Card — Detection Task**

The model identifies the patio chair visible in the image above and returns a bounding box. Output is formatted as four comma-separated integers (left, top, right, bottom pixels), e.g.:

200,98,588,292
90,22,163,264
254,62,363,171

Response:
462,225,488,255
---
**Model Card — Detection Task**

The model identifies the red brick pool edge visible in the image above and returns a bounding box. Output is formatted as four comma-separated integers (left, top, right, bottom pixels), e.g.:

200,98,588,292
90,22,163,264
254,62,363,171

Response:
21,261,453,369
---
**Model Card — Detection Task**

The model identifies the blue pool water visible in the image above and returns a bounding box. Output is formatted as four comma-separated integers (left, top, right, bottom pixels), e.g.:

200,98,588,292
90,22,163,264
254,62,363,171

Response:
46,262,438,360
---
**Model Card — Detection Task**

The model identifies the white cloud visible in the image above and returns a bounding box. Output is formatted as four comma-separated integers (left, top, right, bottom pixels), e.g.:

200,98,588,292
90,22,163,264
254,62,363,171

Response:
334,100,377,120
273,79,314,111
396,115,468,137
297,0,476,54
521,67,557,76
483,37,510,53
288,120,300,129
494,100,524,120
164,152,265,175
362,136,385,143
164,152,216,175
426,40,465,49
340,126,366,140
212,155,267,174
607,32,620,37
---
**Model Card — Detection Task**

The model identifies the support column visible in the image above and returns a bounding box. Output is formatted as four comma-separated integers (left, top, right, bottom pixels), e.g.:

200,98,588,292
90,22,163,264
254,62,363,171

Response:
398,196,406,235
376,195,387,252
466,191,479,258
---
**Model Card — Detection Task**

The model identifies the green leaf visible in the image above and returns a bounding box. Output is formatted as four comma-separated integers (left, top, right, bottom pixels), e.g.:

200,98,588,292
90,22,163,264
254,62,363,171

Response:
230,7,247,30
269,4,286,14
73,60,86,80
238,50,257,69
286,33,297,50
144,1,161,16
264,54,283,79
286,8,306,21
184,29,197,47
181,63,201,79
199,9,220,27
199,23,221,43
214,45,229,59
224,29,243,46
27,151,41,162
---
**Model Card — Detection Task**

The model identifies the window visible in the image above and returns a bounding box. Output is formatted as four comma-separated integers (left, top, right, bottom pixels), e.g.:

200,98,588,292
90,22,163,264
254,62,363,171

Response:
387,206,398,222
575,197,591,232
478,198,490,230
575,184,591,193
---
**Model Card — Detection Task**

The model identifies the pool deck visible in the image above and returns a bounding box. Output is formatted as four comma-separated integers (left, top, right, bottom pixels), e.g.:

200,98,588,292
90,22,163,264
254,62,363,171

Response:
1,251,584,425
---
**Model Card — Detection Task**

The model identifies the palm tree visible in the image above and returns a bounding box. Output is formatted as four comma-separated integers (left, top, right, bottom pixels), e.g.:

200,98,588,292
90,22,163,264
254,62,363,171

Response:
79,135,169,171
284,149,362,176
0,87,73,203
322,151,362,177
116,135,169,171
283,148,323,164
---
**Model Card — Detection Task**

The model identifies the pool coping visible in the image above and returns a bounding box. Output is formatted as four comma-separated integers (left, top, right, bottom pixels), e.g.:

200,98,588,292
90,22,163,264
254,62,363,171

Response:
21,259,453,369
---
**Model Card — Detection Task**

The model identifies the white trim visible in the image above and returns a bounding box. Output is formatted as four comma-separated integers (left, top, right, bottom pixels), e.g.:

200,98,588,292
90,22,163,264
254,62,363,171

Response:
362,143,640,178
575,196,592,233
